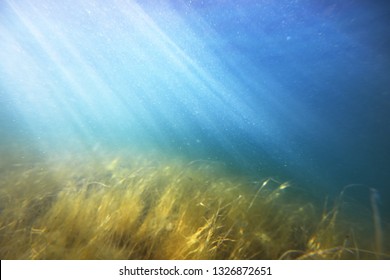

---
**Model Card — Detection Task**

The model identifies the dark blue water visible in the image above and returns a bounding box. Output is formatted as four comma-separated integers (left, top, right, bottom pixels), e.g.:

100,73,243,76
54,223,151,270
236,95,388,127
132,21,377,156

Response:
1,1,390,212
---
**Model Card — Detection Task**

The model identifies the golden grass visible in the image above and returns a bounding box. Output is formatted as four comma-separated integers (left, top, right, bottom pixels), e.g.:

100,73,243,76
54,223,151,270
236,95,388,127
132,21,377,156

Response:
0,151,388,259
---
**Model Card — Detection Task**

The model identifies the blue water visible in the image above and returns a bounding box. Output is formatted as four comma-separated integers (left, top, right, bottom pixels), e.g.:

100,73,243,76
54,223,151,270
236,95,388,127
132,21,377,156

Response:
1,1,390,212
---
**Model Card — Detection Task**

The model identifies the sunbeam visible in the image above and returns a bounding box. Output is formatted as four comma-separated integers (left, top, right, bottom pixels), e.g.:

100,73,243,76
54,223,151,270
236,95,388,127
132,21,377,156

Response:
0,0,389,260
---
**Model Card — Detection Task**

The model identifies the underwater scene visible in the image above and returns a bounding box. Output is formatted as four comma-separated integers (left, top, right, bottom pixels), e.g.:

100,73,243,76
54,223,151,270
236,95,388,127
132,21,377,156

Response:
0,0,389,260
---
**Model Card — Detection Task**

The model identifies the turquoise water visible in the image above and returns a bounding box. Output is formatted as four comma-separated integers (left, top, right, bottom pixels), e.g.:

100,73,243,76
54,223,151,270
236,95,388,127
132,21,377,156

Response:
1,1,390,219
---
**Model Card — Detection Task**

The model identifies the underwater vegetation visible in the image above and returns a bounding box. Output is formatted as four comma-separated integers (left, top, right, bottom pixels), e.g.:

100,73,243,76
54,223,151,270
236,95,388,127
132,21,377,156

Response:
0,150,388,260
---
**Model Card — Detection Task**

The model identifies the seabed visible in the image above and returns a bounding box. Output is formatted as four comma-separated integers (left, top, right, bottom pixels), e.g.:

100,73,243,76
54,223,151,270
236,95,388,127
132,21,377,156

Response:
0,148,388,260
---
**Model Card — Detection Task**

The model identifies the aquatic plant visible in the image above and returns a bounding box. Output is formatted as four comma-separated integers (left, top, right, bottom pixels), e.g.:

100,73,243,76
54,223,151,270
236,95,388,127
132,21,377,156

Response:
0,150,388,259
